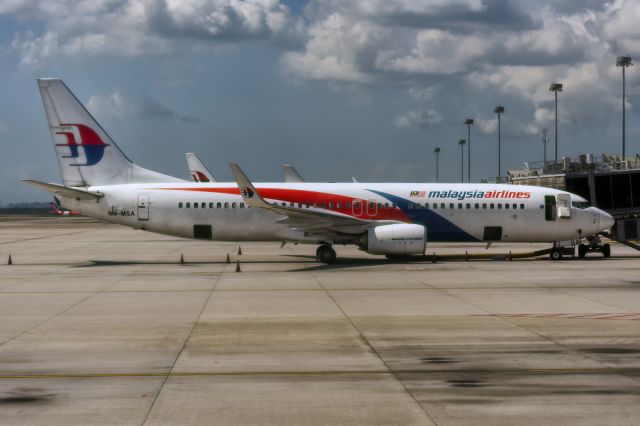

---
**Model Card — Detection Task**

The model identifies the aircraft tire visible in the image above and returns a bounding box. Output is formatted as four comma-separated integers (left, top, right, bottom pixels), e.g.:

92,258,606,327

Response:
316,245,336,264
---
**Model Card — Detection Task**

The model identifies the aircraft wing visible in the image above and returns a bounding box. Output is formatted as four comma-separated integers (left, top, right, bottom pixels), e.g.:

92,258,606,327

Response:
22,179,103,200
229,164,391,235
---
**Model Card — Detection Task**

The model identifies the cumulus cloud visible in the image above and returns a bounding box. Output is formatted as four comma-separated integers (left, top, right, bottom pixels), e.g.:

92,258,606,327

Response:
3,0,299,66
393,109,443,129
87,90,199,123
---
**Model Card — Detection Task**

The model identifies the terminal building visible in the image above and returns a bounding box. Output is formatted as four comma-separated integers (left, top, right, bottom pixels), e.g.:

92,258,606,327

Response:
507,154,640,242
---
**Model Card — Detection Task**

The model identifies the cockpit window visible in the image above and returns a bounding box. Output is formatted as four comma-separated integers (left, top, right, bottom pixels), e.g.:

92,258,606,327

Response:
572,201,589,209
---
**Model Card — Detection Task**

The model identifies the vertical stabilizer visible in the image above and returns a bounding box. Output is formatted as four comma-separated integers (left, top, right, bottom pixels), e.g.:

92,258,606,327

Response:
186,152,216,182
38,79,183,186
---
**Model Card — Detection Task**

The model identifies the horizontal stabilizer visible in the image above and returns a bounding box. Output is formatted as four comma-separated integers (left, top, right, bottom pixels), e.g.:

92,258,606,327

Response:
21,179,103,200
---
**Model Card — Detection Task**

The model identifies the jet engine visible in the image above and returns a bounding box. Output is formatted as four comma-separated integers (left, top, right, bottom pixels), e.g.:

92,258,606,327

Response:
361,224,427,255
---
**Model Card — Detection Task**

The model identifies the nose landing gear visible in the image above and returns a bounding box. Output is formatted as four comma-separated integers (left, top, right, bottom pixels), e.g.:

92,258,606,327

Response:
316,244,337,264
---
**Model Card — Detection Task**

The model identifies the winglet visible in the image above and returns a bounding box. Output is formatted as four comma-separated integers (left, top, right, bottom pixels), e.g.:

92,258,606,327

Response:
228,163,270,208
282,164,305,182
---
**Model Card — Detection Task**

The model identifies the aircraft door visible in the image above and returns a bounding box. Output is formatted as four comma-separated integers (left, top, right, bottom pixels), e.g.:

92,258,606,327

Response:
544,195,556,221
137,194,150,221
556,194,571,218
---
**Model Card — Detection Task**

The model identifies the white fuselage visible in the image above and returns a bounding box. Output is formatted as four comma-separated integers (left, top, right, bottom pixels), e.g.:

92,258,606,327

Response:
58,182,614,246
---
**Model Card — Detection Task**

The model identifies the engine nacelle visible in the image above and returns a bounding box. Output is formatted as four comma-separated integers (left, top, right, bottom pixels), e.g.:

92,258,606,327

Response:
363,224,427,255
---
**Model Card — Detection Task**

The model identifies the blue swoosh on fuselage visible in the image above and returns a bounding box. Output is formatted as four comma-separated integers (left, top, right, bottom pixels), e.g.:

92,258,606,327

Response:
368,189,479,242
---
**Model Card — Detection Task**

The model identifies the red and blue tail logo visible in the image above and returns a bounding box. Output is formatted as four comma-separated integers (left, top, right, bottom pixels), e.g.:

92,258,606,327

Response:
55,124,109,166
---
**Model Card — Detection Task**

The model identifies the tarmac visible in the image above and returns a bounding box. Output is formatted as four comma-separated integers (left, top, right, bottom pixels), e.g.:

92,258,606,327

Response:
1,216,639,425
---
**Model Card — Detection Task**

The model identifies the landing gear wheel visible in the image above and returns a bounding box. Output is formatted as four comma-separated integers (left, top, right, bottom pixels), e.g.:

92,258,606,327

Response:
550,249,563,261
316,245,337,264
578,244,587,259
602,243,611,258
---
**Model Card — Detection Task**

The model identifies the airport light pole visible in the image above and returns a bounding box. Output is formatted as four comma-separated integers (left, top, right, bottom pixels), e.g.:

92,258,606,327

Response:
458,139,466,183
464,118,474,182
434,147,441,182
549,83,563,164
617,56,633,161
494,106,504,179
541,128,548,166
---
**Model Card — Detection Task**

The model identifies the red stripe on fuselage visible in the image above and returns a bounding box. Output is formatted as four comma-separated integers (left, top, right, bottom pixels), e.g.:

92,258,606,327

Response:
154,187,410,222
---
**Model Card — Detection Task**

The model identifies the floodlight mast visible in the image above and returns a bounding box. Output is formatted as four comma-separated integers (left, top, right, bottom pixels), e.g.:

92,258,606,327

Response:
494,106,504,179
617,56,633,161
434,147,441,182
458,139,466,183
549,83,563,164
464,118,474,182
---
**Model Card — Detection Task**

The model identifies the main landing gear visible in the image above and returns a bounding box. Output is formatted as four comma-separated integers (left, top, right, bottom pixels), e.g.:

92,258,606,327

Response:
316,244,336,264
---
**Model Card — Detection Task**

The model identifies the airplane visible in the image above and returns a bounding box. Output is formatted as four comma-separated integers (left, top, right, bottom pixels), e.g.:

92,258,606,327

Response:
187,154,305,184
24,79,615,263
50,201,80,216
186,152,216,182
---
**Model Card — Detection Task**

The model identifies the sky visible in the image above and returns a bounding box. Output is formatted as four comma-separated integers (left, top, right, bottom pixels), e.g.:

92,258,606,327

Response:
1,0,640,203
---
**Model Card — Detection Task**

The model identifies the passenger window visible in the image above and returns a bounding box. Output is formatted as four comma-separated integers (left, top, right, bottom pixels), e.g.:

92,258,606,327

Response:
346,202,351,209
337,202,342,209
369,202,375,209
440,203,445,209
425,203,429,209
232,202,237,208
329,202,333,208
353,202,359,209
458,203,462,209
282,202,286,207
313,202,318,208
377,203,383,209
201,203,206,208
186,202,190,208
433,203,438,209
505,204,510,209
384,203,389,208
290,202,295,207
449,203,454,209
415,204,422,210
224,202,229,208
490,203,494,209
217,202,221,208
497,203,502,209
194,203,198,209
391,203,397,208
298,203,302,208
520,203,525,209
179,202,183,208
240,202,245,208
320,202,326,209
482,203,487,209
513,203,517,209
408,203,414,210
466,203,470,209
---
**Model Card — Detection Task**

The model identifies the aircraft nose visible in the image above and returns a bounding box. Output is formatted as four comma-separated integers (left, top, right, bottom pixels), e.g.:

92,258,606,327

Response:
599,210,615,230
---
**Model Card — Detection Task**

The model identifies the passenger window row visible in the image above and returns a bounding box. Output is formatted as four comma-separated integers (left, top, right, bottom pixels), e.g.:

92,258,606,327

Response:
179,202,245,209
408,202,525,210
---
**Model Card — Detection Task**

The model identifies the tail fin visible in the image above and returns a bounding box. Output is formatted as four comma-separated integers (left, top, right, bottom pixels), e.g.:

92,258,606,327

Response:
38,79,183,187
185,152,216,182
